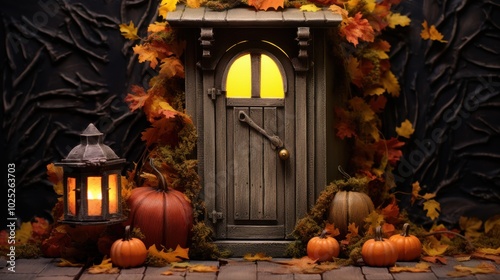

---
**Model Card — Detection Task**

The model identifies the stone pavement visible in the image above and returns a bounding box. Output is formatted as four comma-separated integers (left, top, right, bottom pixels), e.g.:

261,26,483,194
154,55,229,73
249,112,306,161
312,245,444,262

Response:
1,256,499,280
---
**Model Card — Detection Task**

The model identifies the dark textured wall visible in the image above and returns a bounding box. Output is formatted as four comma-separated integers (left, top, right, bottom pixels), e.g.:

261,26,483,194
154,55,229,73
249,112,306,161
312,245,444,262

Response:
1,0,159,226
1,0,499,229
386,0,500,227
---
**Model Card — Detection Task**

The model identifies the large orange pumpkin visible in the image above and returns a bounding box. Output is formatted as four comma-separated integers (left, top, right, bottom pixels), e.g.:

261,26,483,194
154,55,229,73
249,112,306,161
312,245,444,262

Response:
110,225,147,268
307,230,340,262
389,223,422,261
128,159,193,250
328,190,374,239
361,226,398,267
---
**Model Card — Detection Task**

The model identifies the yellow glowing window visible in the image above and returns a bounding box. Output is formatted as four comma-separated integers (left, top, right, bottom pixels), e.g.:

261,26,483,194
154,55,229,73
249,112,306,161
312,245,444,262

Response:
226,53,284,99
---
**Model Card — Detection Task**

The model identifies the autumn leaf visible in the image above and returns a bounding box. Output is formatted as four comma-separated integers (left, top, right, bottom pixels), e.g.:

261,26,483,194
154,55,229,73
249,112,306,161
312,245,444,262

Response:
423,199,440,220
476,247,500,255
368,95,387,113
349,96,375,122
423,236,448,256
125,85,150,112
186,0,203,8
421,20,447,42
148,244,189,264
248,0,284,11
386,12,411,29
374,137,404,166
472,251,500,264
380,70,400,97
459,216,483,239
188,264,219,273
159,57,185,79
448,262,499,277
364,210,384,235
119,21,140,40
365,87,385,96
421,255,447,264
381,197,400,224
347,56,363,88
159,0,178,18
324,223,340,237
420,192,436,201
363,0,376,13
344,222,359,244
88,258,120,274
57,259,84,267
141,117,181,147
382,223,395,237
46,163,63,196
147,21,168,33
243,252,272,261
334,108,356,139
329,4,348,20
133,44,159,69
300,4,321,12
390,262,431,273
411,181,421,204
396,119,415,138
340,12,375,47
484,215,500,234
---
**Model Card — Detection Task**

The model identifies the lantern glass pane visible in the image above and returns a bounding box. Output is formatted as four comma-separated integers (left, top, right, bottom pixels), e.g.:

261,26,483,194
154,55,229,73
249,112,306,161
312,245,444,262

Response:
67,177,76,216
87,176,102,216
108,174,119,214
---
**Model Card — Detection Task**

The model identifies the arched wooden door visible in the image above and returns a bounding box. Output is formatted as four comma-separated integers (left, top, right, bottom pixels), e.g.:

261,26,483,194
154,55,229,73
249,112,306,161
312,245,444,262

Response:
211,41,296,239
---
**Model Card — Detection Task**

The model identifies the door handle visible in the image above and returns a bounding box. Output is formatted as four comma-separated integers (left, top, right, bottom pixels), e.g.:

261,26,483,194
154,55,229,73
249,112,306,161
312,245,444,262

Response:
238,111,284,150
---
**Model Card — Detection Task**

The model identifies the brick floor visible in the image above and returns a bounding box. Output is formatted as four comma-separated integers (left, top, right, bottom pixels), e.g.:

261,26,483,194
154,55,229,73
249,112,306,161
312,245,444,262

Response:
1,257,499,279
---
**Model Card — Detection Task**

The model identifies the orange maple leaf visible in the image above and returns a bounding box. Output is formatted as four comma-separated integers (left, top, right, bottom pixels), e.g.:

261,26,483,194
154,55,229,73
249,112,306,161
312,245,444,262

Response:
411,181,421,204
334,107,357,139
133,44,159,68
324,223,340,237
340,12,375,46
421,20,447,42
142,117,180,147
344,222,359,244
125,85,150,112
248,0,284,11
381,196,400,224
347,56,364,88
159,57,185,79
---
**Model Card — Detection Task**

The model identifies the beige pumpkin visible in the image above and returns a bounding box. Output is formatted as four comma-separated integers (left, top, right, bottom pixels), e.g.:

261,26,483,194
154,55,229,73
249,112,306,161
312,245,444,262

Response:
328,191,374,239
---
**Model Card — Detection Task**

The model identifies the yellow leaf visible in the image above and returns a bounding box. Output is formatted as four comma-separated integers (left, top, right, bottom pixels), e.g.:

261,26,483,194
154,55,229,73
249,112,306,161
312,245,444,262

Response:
349,97,375,123
365,87,385,96
147,22,167,33
188,264,219,273
159,0,178,19
380,70,400,97
186,0,202,8
15,222,32,244
148,245,189,264
423,199,440,220
449,262,498,277
119,21,140,40
346,0,360,10
364,210,384,235
57,259,84,267
421,20,447,42
88,258,120,274
411,181,421,204
371,49,389,60
243,252,272,261
390,262,431,273
396,119,415,138
423,236,449,256
300,4,321,12
364,0,376,13
387,12,411,29
161,270,174,275
459,216,483,239
159,57,185,79
477,247,500,255
484,215,500,234
420,192,436,200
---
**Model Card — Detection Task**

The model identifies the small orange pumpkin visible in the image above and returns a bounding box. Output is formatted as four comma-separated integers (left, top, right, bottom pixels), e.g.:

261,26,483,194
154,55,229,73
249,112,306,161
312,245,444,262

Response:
307,230,340,262
361,226,398,267
110,226,148,268
389,223,422,261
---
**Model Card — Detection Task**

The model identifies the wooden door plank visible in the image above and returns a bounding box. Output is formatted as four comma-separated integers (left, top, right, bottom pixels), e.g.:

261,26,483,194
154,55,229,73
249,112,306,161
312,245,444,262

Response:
233,107,250,220
263,107,278,220
250,108,264,220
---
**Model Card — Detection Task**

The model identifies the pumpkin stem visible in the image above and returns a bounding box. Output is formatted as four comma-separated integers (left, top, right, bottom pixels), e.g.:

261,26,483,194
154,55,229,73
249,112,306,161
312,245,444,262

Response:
338,165,351,179
401,223,410,237
149,158,168,192
375,226,384,241
124,225,132,241
319,229,329,239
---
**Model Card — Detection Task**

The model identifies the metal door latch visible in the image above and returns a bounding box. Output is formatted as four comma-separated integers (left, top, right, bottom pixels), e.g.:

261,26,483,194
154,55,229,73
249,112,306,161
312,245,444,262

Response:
238,111,284,149
209,210,223,224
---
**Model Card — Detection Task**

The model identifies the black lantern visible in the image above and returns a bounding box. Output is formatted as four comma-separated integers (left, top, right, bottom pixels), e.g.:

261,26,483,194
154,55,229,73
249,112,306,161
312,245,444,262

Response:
56,123,126,225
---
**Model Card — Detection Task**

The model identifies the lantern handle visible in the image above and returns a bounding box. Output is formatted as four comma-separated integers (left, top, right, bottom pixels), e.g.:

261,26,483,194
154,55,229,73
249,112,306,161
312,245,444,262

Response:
149,158,167,191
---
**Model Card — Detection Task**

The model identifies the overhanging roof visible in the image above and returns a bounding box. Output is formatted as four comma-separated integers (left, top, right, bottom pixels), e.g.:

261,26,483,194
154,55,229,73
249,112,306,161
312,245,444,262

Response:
166,5,342,28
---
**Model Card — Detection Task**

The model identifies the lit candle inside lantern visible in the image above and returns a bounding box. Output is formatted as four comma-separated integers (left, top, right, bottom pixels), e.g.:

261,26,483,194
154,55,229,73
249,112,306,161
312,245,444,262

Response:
87,177,102,216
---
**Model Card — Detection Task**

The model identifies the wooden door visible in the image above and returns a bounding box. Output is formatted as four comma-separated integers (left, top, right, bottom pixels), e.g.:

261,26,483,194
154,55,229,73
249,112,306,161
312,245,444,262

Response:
212,44,295,240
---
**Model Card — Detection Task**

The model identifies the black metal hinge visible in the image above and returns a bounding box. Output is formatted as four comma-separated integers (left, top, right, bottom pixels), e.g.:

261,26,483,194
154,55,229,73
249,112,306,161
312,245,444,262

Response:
209,210,223,224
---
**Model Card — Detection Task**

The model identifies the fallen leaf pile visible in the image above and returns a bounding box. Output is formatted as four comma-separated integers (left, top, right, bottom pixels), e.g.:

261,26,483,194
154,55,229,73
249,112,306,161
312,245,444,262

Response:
448,262,499,277
87,258,119,274
161,262,219,275
390,262,431,273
